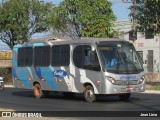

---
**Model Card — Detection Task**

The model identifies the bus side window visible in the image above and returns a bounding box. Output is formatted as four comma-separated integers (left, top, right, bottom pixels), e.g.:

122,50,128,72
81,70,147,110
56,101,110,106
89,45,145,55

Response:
73,45,100,71
34,46,50,66
18,47,33,66
52,45,70,66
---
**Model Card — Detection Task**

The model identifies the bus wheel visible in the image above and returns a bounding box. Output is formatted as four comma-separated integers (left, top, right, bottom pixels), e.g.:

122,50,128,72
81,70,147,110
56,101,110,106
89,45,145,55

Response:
118,93,131,101
84,85,96,102
33,84,44,98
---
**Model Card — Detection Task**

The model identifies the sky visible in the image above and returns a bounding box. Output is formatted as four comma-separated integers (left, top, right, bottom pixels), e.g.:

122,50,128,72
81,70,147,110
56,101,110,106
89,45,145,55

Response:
0,0,132,50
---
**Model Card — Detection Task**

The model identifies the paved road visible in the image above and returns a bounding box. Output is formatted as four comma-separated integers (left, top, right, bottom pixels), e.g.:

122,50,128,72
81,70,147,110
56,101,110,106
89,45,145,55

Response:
0,88,160,119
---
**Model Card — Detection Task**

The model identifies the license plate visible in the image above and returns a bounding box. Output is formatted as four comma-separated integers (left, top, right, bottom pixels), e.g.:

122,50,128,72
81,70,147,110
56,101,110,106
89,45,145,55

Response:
126,86,134,91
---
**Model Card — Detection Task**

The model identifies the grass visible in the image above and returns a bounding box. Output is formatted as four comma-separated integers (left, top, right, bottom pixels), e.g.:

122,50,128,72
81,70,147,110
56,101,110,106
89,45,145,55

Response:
145,84,160,90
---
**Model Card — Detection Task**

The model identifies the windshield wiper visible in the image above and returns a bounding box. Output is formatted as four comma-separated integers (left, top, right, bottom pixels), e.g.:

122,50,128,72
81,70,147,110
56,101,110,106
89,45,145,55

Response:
119,52,138,72
125,58,138,72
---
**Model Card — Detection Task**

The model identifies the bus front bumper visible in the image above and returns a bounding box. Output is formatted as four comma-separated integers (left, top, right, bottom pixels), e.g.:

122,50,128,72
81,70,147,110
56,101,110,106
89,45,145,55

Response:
106,83,145,94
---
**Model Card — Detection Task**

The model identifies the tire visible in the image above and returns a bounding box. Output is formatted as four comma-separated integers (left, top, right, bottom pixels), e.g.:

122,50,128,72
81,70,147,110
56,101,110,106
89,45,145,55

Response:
84,85,96,102
118,93,131,101
33,83,44,98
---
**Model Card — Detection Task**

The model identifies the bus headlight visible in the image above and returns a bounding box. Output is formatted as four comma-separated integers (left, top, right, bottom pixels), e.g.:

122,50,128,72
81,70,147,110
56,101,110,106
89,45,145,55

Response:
138,75,145,84
105,76,117,84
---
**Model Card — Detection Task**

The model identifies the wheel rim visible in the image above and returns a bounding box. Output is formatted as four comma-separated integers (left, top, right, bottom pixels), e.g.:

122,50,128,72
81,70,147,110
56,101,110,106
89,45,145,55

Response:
34,85,40,97
86,89,94,99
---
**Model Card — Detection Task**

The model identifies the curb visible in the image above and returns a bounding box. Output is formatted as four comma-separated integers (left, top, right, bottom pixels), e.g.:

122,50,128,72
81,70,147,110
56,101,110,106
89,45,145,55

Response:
0,108,15,111
143,90,160,94
4,85,15,88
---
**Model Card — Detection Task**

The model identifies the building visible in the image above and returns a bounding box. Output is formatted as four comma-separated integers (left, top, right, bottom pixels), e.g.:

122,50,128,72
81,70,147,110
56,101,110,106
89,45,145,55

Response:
0,50,12,67
114,20,160,73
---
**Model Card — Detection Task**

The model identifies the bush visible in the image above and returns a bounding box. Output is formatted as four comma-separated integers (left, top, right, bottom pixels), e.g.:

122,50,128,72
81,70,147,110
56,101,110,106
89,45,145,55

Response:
0,67,12,84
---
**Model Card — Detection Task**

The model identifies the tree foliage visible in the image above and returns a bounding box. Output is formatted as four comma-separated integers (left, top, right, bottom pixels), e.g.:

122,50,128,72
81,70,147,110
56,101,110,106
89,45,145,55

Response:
130,0,160,34
48,0,116,38
0,0,53,49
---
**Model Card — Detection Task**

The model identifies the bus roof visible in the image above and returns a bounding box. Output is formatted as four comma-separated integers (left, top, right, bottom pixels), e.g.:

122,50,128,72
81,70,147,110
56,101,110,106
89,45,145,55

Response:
30,37,126,43
14,37,129,48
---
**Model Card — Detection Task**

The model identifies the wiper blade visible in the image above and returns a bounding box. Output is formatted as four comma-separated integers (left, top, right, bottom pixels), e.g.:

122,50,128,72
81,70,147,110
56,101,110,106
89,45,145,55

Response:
125,59,138,71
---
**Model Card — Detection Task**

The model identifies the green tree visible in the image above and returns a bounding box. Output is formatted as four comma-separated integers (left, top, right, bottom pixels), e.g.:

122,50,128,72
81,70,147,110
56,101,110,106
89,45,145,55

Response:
48,0,116,38
130,0,160,34
0,0,53,49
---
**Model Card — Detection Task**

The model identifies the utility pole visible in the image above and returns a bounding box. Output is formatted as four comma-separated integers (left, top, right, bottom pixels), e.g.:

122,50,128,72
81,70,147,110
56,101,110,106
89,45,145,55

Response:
151,12,160,72
122,0,137,42
132,0,136,41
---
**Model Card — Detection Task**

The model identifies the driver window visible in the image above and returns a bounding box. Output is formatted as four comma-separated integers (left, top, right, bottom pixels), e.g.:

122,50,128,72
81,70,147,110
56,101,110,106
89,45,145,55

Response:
73,45,100,71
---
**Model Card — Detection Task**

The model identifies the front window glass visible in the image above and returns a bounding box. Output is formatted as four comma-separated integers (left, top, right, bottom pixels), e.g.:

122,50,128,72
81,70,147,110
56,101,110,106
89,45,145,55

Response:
97,41,143,74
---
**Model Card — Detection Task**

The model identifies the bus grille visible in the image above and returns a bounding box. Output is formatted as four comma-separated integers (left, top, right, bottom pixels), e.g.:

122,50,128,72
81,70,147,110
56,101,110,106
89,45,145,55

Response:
116,80,139,85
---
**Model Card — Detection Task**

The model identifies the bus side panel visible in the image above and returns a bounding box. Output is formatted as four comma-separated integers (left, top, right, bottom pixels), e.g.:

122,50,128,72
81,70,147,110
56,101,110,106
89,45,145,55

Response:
13,66,34,89
70,66,102,94
51,66,72,92
13,65,69,91
81,69,102,94
13,57,71,91
12,46,32,89
32,66,68,92
32,66,56,91
24,66,71,92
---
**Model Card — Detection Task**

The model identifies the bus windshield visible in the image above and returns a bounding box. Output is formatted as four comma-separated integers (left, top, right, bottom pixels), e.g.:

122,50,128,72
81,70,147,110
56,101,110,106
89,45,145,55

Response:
97,41,143,74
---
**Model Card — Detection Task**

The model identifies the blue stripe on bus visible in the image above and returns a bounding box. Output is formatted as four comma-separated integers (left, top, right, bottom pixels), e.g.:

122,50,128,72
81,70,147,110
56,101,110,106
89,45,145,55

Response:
34,67,43,79
14,44,22,48
49,65,54,71
12,55,17,67
27,67,33,80
25,44,33,47
17,68,32,89
40,67,58,90
12,47,19,67
33,43,44,47
14,48,18,52
12,68,17,79
12,48,18,67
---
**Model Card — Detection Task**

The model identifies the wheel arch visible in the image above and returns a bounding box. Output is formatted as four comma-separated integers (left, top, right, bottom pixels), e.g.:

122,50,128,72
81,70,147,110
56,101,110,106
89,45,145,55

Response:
33,81,41,87
83,82,94,92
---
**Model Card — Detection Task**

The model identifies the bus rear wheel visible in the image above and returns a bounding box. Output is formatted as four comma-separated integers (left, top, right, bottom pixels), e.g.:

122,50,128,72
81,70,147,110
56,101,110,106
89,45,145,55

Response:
84,85,96,102
33,83,44,98
118,93,131,101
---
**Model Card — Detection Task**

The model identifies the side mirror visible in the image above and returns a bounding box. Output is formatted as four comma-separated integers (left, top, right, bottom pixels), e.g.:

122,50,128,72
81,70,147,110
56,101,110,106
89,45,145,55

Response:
91,46,95,51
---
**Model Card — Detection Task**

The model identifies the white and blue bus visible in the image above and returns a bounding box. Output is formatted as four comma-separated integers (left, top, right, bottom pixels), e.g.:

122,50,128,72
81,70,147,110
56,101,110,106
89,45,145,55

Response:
12,37,145,102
